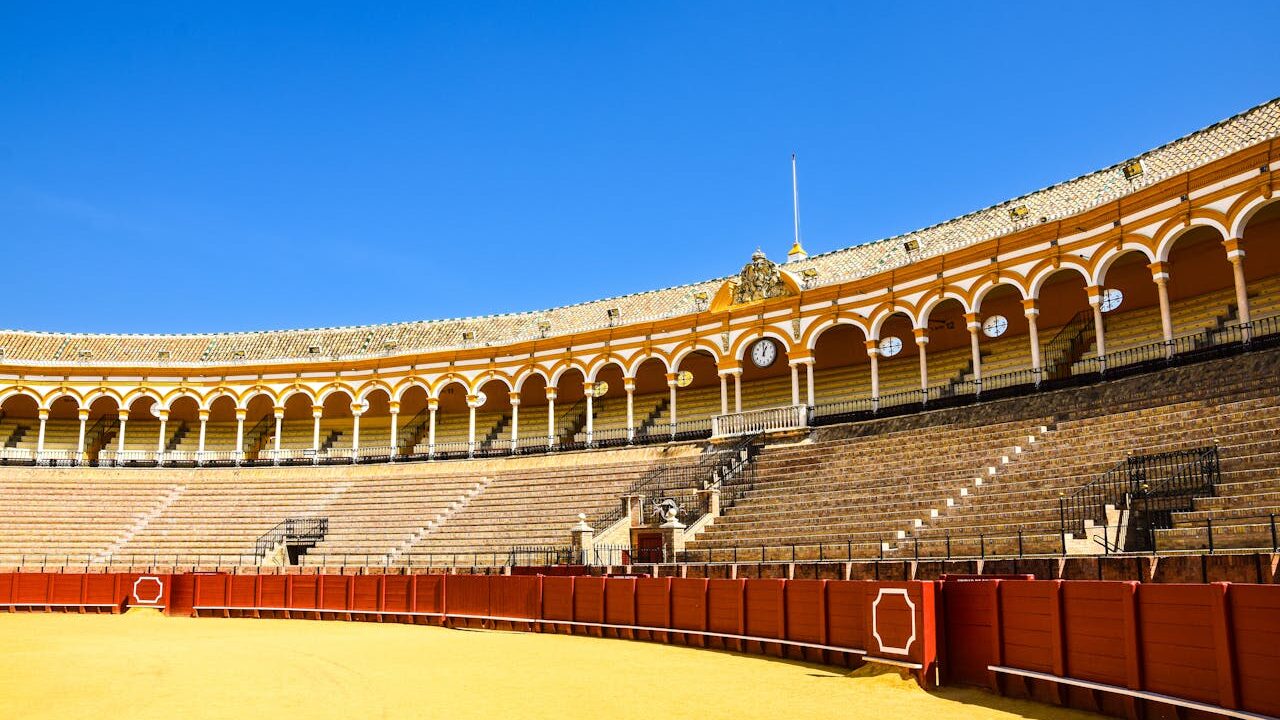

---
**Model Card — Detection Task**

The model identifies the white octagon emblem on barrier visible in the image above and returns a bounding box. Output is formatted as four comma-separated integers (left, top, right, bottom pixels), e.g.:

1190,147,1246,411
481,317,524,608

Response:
871,588,917,656
132,576,164,605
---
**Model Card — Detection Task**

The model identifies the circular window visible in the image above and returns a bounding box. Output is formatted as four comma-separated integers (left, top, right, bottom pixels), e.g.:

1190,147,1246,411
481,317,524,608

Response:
878,336,903,358
982,315,1008,338
592,381,609,397
1100,288,1123,313
676,370,694,388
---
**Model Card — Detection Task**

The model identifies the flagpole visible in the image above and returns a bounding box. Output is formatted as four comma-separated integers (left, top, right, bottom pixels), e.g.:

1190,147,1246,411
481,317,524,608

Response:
791,153,801,248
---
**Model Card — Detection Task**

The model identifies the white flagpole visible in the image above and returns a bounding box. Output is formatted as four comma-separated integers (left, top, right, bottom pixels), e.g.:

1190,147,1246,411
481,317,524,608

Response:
791,153,801,248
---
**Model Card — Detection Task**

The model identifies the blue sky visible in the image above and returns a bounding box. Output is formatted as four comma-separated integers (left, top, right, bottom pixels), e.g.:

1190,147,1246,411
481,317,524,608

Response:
2,2,1277,334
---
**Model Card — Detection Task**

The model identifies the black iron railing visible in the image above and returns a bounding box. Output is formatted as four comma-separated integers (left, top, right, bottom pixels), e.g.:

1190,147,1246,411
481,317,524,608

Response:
254,517,329,561
1060,446,1220,545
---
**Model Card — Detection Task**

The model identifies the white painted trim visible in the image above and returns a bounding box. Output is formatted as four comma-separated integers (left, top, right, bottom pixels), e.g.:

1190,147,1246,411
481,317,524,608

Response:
872,587,917,656
988,666,1275,720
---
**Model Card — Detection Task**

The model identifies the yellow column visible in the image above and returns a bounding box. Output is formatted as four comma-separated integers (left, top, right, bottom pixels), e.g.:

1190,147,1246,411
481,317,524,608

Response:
913,328,929,397
964,312,982,383
507,393,520,451
1023,298,1042,373
1224,238,1252,338
865,340,880,408
543,388,556,448
1086,285,1107,359
665,372,678,435
1148,261,1174,345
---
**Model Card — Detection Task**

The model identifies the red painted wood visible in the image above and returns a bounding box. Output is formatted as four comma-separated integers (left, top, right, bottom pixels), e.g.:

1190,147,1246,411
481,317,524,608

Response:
541,576,574,622
1228,584,1280,716
744,578,786,640
490,575,540,620
784,579,825,645
706,579,746,636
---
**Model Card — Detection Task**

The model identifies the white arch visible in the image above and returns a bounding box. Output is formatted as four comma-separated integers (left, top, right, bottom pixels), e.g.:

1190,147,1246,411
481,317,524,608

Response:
917,293,972,328
734,329,792,362
0,387,43,410
1091,242,1157,287
1027,261,1092,298
512,368,551,394
868,306,916,340
548,362,589,388
392,378,431,403
161,391,203,413
1155,219,1229,262
804,317,870,353
474,374,515,394
1230,195,1280,239
315,384,356,406
971,279,1029,313
586,358,628,383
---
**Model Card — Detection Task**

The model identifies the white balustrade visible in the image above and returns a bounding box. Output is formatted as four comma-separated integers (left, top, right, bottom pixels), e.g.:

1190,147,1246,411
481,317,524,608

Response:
711,404,810,438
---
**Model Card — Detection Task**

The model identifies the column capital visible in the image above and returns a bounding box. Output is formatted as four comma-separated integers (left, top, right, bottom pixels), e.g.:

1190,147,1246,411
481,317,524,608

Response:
77,409,90,421
37,408,50,420
1147,260,1169,281
117,409,130,421
350,403,365,416
543,387,557,401
1085,285,1104,305
717,367,743,377
1021,297,1039,317
865,338,880,357
465,394,482,408
311,405,324,418
428,397,440,410
623,377,636,392
788,357,815,367
198,409,211,420
155,409,170,421
665,372,678,387
581,381,594,394
237,408,250,420
1222,237,1245,259
388,401,401,414
508,392,521,405
912,327,929,344
964,312,980,330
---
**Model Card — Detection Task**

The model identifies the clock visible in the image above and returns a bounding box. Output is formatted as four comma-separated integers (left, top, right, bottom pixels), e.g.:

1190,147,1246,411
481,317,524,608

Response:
1100,288,1123,313
592,381,609,397
982,315,1008,338
878,336,903,358
676,370,693,388
750,339,778,368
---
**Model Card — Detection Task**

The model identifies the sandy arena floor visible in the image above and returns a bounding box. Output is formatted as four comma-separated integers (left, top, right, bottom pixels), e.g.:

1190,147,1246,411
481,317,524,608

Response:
0,610,1099,719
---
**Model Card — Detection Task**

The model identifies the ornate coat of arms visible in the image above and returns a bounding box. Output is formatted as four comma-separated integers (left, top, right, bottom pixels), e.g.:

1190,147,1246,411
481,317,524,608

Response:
731,249,789,304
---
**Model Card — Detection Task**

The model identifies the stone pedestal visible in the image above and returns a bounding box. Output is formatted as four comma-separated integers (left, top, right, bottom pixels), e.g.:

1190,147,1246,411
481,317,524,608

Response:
660,519,687,561
570,513,595,565
697,486,721,517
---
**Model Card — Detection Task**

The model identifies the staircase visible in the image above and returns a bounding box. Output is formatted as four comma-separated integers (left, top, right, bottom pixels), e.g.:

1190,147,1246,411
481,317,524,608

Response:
95,485,187,563
387,477,493,563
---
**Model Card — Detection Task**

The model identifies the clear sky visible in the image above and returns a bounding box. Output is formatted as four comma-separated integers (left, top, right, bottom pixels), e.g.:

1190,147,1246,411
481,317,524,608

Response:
2,2,1277,334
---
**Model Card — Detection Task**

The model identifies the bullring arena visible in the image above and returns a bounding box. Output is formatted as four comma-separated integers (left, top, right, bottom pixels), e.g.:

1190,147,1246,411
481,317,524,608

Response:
4,98,1280,720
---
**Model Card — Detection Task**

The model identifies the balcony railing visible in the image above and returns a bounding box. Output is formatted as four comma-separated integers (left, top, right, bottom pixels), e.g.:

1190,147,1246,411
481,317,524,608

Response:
712,404,810,438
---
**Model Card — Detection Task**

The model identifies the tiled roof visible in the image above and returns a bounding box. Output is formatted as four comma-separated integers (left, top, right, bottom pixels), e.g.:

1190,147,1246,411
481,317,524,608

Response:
2,98,1277,366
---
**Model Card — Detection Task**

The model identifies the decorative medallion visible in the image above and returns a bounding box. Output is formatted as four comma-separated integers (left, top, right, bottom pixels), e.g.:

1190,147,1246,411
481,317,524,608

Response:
731,249,791,305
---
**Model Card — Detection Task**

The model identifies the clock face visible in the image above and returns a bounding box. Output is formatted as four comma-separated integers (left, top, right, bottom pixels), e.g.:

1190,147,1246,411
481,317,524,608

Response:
1100,288,1123,313
751,339,777,368
878,336,903,358
676,370,693,388
592,381,609,397
982,315,1008,338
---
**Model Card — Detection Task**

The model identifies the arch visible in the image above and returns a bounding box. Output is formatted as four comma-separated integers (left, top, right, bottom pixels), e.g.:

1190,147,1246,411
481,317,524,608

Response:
429,373,472,398
1092,243,1157,287
585,355,628,382
547,359,590,387
802,315,870,353
971,276,1030,314
237,385,277,410
1154,218,1229,262
81,387,125,409
276,383,317,406
392,377,431,403
729,328,795,363
0,390,40,419
471,370,514,394
39,387,84,410
0,386,44,409
509,363,550,392
1229,193,1280,239
354,379,395,405
160,388,203,412
868,305,918,339
917,288,973,328
1027,259,1092,298
316,381,359,405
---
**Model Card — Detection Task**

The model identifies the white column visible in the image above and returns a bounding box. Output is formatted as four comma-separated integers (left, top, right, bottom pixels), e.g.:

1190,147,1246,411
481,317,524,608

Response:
197,410,209,453
914,330,929,395
272,408,284,457
665,373,678,434
719,373,728,415
428,399,439,456
966,312,982,383
466,395,478,456
1024,300,1043,372
36,409,48,454
804,360,815,407
544,389,556,448
583,382,594,445
388,402,400,457
866,341,880,407
76,409,88,460
311,405,323,458
732,371,742,413
117,410,128,453
1087,286,1107,359
508,394,520,451
790,363,800,406
624,379,635,441
237,409,248,462
1225,239,1252,337
156,410,168,463
350,404,362,456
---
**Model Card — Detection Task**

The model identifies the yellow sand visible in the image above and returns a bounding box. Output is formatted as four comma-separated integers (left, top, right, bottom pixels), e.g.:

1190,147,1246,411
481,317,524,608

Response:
0,611,1100,719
